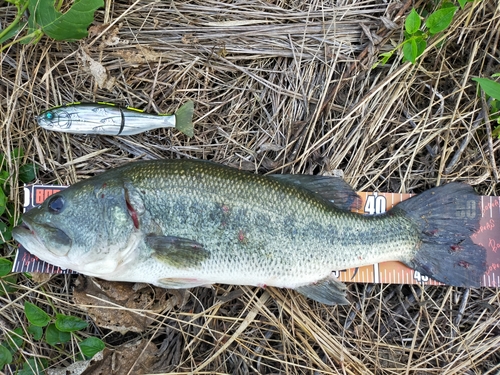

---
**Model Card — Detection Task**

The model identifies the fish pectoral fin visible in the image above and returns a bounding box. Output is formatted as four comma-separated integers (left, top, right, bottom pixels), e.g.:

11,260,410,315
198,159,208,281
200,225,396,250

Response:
157,277,213,289
295,276,349,305
146,234,209,268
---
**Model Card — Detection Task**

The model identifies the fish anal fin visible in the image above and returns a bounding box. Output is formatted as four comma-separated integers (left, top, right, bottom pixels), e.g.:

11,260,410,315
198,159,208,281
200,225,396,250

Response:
146,234,209,268
157,277,212,289
295,276,349,305
268,174,361,211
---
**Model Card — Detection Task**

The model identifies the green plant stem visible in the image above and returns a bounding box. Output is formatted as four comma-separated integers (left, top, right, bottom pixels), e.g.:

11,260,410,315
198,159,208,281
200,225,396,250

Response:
0,29,43,53
0,1,29,42
40,286,59,314
56,0,65,11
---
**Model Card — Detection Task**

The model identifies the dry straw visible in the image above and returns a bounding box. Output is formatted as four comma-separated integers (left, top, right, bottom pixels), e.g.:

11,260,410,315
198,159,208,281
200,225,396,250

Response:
1,0,499,374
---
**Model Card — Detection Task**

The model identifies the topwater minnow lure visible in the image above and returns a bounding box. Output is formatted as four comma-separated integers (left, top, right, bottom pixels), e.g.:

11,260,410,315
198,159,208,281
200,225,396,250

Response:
36,101,194,137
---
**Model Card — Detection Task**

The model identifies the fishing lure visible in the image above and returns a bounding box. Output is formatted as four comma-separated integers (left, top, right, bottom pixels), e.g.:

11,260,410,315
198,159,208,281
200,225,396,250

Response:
36,101,194,137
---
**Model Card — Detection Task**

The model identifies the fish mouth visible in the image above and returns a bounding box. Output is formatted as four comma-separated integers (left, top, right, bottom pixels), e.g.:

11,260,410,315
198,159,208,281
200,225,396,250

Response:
12,221,36,240
12,221,46,257
36,114,57,129
13,219,72,257
35,115,48,127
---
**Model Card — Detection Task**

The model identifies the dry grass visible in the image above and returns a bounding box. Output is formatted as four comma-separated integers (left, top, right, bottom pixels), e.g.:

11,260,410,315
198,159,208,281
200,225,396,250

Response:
1,0,499,374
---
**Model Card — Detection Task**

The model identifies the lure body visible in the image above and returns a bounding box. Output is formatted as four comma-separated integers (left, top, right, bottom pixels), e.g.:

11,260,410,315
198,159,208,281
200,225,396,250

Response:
36,101,194,137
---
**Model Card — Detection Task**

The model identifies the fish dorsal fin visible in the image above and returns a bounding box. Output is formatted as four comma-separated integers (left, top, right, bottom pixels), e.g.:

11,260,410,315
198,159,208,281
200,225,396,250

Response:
268,174,361,211
295,276,349,305
146,234,209,268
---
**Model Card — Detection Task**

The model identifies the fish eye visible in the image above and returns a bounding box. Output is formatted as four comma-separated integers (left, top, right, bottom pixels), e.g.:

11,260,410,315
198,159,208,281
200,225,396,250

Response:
48,196,65,214
44,111,54,120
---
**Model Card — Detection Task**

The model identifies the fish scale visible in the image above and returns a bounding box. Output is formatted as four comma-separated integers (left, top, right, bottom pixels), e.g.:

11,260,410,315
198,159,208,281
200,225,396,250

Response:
13,159,487,305
130,162,410,274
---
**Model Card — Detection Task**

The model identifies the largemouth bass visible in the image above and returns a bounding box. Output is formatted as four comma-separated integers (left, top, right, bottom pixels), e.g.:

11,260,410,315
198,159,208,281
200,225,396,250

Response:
12,160,487,305
36,101,194,137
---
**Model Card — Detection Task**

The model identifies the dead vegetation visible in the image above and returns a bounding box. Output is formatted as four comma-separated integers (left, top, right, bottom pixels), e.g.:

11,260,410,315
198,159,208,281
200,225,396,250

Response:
1,0,499,374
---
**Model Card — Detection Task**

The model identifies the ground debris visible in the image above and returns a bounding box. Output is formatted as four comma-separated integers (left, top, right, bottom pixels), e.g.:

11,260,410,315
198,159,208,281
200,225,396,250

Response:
77,48,116,90
48,353,100,375
72,276,178,334
80,340,157,375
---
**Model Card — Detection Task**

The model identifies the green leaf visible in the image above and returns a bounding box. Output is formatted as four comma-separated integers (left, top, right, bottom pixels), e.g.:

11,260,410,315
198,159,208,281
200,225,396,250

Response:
441,1,459,9
29,0,104,41
472,77,500,101
18,357,48,375
55,314,88,332
11,148,24,160
491,99,499,114
405,9,421,34
24,302,51,327
1,342,13,355
493,125,500,139
79,337,105,358
457,0,467,8
0,258,13,277
0,223,8,244
0,275,17,296
6,327,24,351
45,323,71,346
0,344,13,367
372,51,393,68
415,37,427,57
18,163,38,183
426,6,458,34
0,170,9,185
28,325,44,341
0,222,13,245
0,21,28,44
403,38,418,64
0,188,6,217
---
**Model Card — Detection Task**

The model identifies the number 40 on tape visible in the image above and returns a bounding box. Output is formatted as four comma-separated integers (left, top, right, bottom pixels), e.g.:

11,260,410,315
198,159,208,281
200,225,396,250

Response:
364,193,387,215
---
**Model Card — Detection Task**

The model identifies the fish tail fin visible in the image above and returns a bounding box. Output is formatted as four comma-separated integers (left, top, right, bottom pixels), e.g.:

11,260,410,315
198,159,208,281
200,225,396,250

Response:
395,182,486,287
174,101,194,137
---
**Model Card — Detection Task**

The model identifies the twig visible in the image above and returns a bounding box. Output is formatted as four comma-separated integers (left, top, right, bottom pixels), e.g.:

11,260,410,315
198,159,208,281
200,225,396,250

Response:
317,0,413,117
481,91,499,183
445,107,486,175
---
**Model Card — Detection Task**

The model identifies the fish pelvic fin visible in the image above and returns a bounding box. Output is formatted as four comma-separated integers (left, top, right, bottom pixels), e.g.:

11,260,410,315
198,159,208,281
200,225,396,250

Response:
295,276,349,305
395,182,487,287
174,100,194,137
157,277,213,289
